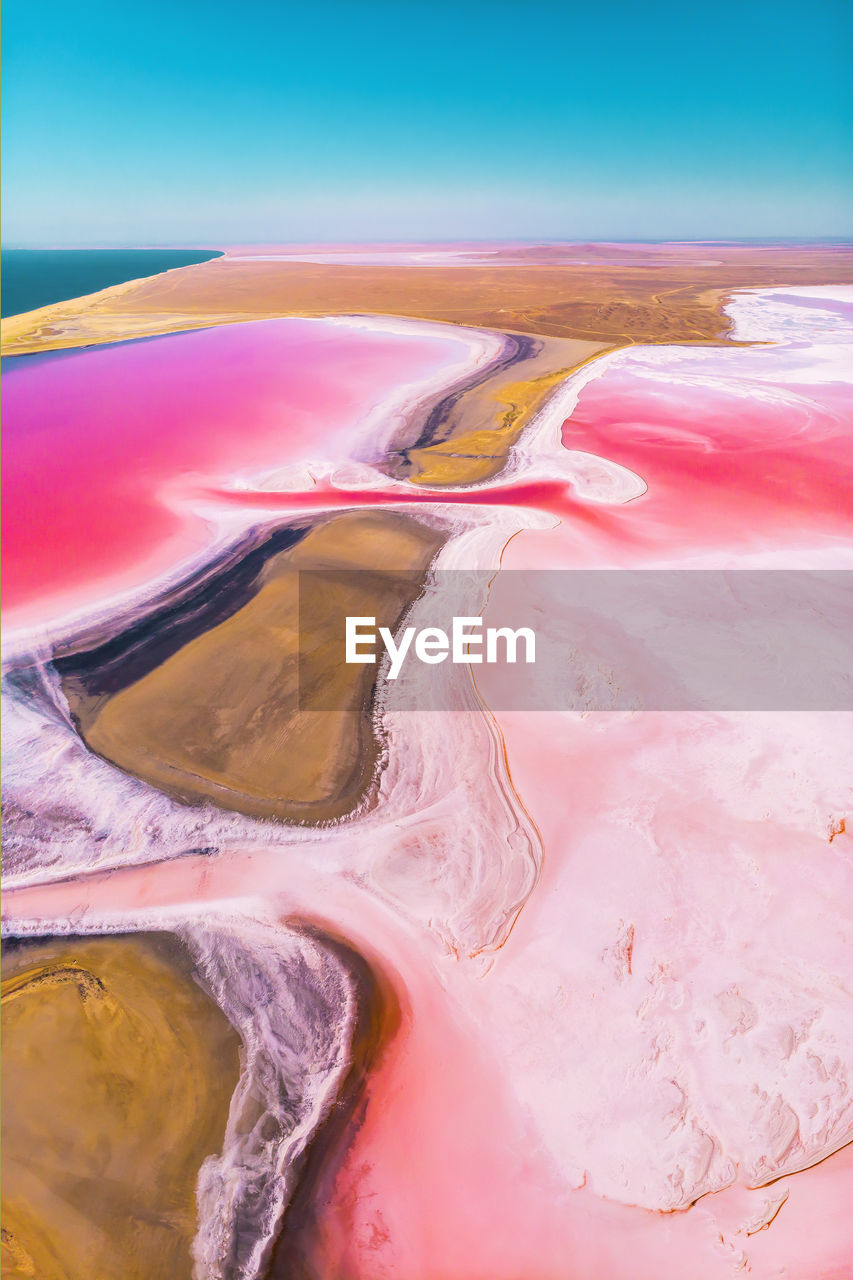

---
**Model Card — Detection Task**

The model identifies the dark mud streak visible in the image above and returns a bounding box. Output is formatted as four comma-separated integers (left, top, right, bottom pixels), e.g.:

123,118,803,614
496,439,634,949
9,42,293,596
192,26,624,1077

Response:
24,510,445,827
267,928,401,1280
411,333,536,450
1,964,109,1000
383,331,536,477
1,928,205,973
51,520,315,698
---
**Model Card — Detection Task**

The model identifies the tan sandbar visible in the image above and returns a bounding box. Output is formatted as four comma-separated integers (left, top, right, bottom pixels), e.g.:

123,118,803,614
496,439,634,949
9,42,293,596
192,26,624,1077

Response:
1,933,240,1280
66,511,444,825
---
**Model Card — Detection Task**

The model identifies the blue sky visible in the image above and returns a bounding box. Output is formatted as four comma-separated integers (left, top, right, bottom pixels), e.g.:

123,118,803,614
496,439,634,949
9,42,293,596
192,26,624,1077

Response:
2,0,851,244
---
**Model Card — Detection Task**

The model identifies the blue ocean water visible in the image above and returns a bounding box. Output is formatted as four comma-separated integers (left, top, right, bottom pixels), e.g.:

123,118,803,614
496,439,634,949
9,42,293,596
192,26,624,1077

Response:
0,248,223,318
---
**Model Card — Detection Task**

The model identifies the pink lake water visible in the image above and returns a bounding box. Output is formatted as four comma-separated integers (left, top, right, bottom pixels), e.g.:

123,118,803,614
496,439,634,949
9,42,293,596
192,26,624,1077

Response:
1,316,483,630
3,287,853,1280
290,290,853,1278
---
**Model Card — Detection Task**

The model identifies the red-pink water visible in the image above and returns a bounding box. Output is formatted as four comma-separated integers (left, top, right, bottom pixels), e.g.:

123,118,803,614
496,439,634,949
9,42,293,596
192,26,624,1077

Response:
1,317,474,627
202,475,608,518
5,292,853,1280
561,370,853,559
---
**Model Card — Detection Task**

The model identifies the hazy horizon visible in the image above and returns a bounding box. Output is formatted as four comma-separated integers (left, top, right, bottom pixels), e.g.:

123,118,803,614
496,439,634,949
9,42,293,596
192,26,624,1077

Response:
3,0,851,244
4,237,853,251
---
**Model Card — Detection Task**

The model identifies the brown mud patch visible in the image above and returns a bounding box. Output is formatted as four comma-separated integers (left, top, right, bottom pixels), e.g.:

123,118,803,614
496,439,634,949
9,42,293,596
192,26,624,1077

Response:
392,332,606,485
60,511,444,824
0,932,241,1280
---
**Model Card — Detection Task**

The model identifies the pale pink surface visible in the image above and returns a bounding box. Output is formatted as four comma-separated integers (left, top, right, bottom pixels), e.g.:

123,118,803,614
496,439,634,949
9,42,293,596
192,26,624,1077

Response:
3,288,853,1279
220,243,742,267
298,292,853,1275
1,316,474,629
6,832,853,1280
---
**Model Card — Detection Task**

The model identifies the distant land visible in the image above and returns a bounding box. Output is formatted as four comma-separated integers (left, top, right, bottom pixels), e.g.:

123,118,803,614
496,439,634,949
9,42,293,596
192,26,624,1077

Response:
0,248,223,318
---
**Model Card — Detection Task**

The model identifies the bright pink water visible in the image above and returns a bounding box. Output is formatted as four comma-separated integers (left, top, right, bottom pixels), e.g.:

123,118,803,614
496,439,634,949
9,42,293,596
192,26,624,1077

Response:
1,317,471,627
5,293,853,1280
561,369,853,558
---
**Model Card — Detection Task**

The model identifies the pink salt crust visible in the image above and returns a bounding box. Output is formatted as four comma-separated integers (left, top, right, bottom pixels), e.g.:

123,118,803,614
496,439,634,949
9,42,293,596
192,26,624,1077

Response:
3,287,852,1279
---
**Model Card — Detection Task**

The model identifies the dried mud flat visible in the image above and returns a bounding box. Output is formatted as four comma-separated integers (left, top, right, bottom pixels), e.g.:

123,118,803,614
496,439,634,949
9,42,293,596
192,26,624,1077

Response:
59,511,445,824
1,932,241,1280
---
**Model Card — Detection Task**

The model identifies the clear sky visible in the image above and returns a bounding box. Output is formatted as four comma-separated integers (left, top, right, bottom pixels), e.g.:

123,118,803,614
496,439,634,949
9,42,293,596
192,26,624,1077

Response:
2,0,851,245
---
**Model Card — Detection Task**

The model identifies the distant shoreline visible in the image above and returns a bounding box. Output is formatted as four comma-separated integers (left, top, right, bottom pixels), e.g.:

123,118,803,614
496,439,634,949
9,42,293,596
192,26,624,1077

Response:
0,247,224,319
